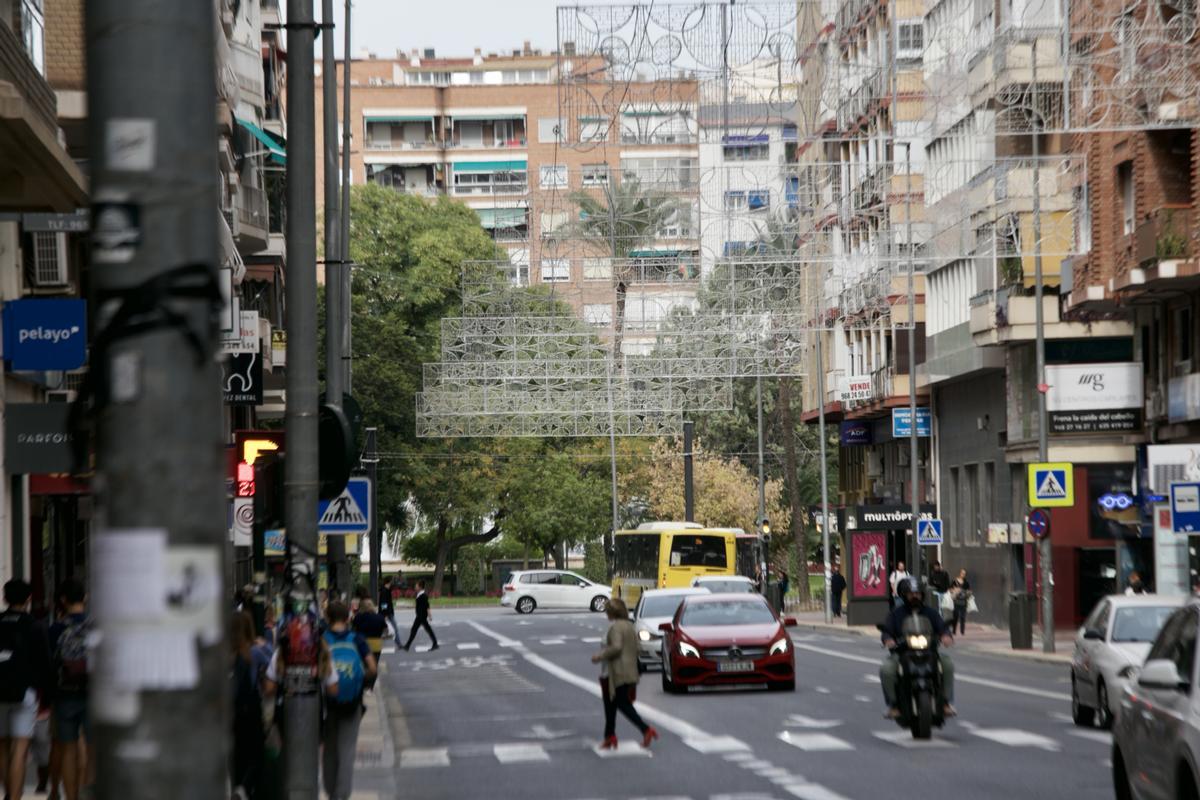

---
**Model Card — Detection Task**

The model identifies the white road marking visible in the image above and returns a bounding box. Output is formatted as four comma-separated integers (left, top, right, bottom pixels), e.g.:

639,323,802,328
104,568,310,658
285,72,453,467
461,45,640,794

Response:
969,728,1061,751
399,748,449,768
784,714,842,729
754,767,794,779
582,637,603,643
540,638,566,645
456,643,480,651
594,744,652,759
814,686,831,695
493,743,550,764
1068,729,1113,745
1049,712,1074,724
683,735,750,754
777,732,854,752
784,784,853,800
872,730,957,748
793,643,1071,702
853,696,871,703
862,674,880,684
738,759,775,770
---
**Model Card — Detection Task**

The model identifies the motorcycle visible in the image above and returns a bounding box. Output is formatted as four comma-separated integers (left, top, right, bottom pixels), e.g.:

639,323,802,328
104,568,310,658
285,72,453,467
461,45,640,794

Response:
880,615,946,740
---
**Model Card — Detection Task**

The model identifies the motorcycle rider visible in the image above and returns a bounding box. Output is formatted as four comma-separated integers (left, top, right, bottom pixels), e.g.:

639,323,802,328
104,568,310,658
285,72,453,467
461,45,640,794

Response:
879,577,957,719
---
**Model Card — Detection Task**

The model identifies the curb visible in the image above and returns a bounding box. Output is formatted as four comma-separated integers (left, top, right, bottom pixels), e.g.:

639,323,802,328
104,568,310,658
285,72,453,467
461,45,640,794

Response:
793,621,1073,666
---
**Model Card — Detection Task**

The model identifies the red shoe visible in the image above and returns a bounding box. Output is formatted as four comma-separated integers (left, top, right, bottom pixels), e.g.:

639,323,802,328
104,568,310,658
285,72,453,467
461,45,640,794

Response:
641,727,659,749
600,736,618,750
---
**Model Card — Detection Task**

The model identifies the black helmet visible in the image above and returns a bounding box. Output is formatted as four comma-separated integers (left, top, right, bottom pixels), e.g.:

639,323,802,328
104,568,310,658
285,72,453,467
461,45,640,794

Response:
900,577,923,598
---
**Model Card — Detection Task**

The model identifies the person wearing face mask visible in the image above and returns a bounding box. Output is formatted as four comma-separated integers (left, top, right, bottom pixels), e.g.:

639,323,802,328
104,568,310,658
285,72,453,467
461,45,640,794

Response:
878,578,957,719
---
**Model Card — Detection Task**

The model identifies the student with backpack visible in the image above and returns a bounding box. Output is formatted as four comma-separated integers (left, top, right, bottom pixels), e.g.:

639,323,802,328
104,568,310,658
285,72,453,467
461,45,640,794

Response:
322,601,376,800
48,578,91,800
0,579,53,800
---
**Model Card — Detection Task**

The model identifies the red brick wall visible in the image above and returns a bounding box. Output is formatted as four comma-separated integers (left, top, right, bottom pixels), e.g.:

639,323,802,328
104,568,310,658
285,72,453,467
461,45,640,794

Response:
44,0,84,92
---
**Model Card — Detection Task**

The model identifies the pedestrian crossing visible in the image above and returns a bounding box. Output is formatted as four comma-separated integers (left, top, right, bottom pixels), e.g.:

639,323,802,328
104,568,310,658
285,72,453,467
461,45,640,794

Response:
383,632,609,654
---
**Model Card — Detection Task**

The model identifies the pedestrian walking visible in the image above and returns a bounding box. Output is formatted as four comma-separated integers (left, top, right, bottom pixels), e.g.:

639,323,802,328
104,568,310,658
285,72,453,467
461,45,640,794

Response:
321,601,376,800
591,597,657,750
403,581,439,652
950,569,972,635
48,578,91,800
778,571,790,599
0,579,53,800
1125,571,1148,595
830,564,847,618
888,561,910,609
378,576,400,648
929,561,951,618
351,600,388,688
230,611,264,799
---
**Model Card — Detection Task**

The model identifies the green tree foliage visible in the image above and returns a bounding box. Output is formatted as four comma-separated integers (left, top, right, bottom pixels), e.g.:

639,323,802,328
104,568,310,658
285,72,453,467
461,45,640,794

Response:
582,541,608,584
567,178,684,263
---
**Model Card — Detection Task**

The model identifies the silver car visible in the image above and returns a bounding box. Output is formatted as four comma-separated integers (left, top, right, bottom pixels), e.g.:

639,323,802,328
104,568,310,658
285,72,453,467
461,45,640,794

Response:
632,588,710,671
691,575,756,594
1112,601,1200,799
1071,594,1184,729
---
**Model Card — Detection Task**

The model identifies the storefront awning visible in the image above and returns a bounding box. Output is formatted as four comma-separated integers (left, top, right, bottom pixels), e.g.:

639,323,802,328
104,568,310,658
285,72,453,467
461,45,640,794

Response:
235,117,286,165
364,115,434,123
452,113,526,121
452,160,527,173
477,208,527,228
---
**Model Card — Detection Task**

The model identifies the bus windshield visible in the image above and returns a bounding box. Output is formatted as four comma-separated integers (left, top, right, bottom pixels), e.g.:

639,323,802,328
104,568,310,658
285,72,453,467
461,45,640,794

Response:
669,535,728,569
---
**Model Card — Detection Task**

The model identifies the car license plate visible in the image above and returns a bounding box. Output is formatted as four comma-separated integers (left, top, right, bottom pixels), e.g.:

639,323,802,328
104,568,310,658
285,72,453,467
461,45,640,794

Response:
717,661,754,673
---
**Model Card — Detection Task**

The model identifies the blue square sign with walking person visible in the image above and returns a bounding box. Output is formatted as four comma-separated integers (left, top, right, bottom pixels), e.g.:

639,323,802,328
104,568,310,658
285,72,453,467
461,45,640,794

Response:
318,477,372,535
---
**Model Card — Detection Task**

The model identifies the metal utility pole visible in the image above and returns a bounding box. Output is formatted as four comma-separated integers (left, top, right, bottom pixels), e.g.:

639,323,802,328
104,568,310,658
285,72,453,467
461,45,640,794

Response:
322,0,349,600
683,421,695,522
816,333,833,624
756,377,766,532
86,1,226,796
364,427,380,599
284,0,322,795
340,0,353,393
905,143,921,584
1031,38,1055,654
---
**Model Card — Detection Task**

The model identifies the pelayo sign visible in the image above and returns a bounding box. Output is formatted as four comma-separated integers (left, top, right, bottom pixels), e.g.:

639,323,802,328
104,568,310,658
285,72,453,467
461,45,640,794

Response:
3,299,87,371
1046,362,1143,433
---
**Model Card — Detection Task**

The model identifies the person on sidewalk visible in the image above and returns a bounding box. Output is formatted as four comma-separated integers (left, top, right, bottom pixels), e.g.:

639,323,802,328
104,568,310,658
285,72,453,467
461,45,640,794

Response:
830,564,847,618
230,611,264,799
351,600,388,688
888,562,910,609
0,579,53,800
403,581,439,652
950,569,972,635
48,578,91,800
378,576,400,648
929,561,951,619
322,601,376,800
591,597,657,750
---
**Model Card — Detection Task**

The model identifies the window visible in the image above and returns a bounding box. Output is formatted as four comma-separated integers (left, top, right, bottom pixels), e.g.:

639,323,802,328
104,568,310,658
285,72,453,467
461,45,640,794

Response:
614,534,660,579
1074,185,1092,254
540,258,569,282
583,303,613,326
21,0,45,75
1146,608,1198,688
747,190,769,211
722,143,770,161
897,21,923,56
947,467,959,546
580,118,608,142
470,71,484,84
539,211,568,236
668,535,728,569
582,164,610,186
539,164,567,188
538,117,565,143
724,191,747,211
583,257,612,281
558,573,585,586
1175,306,1193,367
981,462,995,540
1118,161,1135,235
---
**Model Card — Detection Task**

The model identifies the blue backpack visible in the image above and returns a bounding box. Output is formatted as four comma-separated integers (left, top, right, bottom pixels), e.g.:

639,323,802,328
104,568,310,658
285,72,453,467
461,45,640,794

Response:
323,629,365,706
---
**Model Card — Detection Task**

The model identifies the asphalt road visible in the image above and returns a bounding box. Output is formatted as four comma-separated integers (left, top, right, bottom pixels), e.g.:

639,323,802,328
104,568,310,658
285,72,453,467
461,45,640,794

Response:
377,606,1112,800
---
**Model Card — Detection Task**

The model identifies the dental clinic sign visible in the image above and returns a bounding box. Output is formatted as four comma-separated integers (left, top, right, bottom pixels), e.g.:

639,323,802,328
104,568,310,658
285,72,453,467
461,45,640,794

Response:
2,299,87,371
1046,362,1143,433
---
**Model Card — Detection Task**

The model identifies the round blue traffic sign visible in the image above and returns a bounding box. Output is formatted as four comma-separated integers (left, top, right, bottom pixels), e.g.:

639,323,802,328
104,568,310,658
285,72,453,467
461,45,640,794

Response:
1027,509,1051,540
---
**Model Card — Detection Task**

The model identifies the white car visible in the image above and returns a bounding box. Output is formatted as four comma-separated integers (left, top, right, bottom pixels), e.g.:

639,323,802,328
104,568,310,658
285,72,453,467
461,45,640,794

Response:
691,575,756,594
500,570,611,614
1071,595,1184,729
632,588,710,670
1112,601,1200,799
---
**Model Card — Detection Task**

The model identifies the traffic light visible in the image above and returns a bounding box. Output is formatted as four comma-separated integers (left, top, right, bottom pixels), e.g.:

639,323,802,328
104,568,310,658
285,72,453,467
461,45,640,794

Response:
760,517,771,546
254,451,285,531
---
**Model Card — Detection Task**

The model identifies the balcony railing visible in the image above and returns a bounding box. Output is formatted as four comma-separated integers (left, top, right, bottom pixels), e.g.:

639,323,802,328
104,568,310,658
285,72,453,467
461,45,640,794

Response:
451,183,528,196
444,138,527,149
365,139,441,151
238,184,268,232
1136,206,1194,265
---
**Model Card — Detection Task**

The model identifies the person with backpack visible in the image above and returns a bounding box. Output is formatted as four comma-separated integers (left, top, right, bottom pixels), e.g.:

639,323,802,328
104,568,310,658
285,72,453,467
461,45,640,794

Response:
350,600,387,688
322,601,375,800
48,578,91,800
0,578,53,800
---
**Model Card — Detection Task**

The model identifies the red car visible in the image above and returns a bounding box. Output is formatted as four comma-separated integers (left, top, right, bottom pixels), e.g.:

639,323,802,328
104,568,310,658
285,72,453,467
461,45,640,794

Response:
659,593,797,693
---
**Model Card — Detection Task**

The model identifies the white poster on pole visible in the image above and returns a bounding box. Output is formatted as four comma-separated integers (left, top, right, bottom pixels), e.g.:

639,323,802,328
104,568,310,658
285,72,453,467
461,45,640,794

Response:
1154,504,1191,596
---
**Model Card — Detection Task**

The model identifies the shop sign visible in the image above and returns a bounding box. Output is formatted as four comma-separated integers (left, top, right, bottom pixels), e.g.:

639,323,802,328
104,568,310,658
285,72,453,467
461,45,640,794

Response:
1046,362,1143,432
839,420,872,446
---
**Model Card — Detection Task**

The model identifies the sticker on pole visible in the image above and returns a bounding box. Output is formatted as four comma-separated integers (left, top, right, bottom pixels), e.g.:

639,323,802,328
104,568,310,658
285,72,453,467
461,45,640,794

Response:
318,477,371,535
1170,482,1200,533
1028,462,1074,508
916,518,942,545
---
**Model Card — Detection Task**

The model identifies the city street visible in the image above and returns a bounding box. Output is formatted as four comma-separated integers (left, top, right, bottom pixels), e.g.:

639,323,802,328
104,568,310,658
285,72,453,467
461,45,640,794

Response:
369,607,1113,800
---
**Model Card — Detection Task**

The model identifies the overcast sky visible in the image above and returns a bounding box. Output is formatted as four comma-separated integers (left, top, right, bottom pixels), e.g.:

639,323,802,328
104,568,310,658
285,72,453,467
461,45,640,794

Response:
319,1,566,60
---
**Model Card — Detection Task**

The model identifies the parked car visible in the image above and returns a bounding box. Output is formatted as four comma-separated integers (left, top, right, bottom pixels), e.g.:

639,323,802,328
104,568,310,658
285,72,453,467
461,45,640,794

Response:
1071,595,1184,728
500,570,611,614
691,575,756,594
659,593,797,693
632,588,711,671
1112,601,1200,800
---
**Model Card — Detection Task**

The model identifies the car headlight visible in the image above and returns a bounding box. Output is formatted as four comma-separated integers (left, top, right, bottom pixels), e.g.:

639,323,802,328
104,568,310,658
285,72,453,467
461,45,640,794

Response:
769,638,789,656
1118,665,1137,679
906,634,929,650
678,641,700,658
638,629,651,642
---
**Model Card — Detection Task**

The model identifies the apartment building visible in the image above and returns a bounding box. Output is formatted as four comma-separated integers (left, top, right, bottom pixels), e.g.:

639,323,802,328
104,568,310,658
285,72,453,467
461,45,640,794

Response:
0,0,87,595
315,44,703,347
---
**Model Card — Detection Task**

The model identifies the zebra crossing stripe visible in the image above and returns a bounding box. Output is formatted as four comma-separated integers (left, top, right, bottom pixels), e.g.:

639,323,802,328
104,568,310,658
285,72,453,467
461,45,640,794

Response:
493,743,550,764
399,748,449,768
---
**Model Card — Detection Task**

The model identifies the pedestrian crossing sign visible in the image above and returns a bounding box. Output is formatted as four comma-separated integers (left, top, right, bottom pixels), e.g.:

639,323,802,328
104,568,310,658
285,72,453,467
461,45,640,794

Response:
1028,462,1074,508
318,477,372,534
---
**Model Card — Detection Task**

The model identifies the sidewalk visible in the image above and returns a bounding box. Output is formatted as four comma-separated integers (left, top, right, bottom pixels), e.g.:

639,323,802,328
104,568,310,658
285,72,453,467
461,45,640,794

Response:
346,658,397,800
789,610,1075,665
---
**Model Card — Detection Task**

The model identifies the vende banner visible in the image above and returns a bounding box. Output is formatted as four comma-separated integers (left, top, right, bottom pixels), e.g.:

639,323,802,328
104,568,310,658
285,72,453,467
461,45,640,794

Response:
1046,362,1143,433
839,374,872,403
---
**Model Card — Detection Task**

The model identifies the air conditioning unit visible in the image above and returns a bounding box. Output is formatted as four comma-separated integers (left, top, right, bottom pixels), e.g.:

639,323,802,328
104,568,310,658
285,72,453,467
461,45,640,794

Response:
29,232,68,287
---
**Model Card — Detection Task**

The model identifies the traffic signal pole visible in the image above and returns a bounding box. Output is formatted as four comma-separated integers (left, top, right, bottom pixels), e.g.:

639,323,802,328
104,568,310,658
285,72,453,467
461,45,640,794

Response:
85,1,227,796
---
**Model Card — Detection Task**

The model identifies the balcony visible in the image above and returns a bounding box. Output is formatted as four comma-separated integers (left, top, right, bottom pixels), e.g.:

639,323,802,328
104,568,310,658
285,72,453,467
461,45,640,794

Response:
1111,206,1200,295
234,184,269,253
365,138,441,151
969,286,1131,344
444,138,527,149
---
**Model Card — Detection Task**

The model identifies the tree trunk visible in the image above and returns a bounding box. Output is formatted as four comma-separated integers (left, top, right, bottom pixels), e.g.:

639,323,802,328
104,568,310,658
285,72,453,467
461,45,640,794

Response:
779,377,811,603
549,546,563,569
432,517,450,595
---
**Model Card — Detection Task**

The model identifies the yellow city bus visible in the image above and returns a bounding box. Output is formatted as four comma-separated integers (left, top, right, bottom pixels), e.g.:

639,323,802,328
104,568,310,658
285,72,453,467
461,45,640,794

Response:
611,522,739,607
